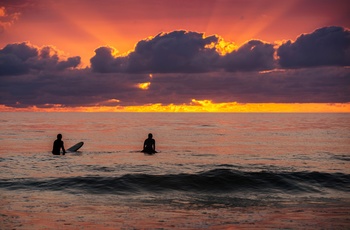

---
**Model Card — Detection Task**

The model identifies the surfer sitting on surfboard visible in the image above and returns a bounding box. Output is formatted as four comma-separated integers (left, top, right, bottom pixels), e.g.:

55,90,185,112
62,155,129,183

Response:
142,133,157,154
52,134,66,155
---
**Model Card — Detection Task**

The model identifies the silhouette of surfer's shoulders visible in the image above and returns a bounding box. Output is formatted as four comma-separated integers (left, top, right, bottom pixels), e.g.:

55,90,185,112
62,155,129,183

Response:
52,134,66,155
142,133,157,154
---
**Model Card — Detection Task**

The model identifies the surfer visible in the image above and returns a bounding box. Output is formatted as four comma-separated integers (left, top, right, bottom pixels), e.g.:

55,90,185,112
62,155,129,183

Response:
142,133,157,154
52,134,66,155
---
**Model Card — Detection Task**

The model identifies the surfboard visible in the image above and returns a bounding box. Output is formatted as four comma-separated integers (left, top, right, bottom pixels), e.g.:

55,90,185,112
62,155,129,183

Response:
67,142,84,152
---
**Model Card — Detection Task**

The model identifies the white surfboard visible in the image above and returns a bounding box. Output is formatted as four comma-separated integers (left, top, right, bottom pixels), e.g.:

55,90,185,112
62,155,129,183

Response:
67,142,84,152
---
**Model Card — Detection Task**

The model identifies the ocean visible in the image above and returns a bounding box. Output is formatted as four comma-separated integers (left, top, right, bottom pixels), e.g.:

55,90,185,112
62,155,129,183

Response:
1,112,349,229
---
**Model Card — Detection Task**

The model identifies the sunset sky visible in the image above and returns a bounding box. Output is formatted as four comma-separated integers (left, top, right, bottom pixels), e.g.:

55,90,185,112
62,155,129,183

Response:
1,0,349,112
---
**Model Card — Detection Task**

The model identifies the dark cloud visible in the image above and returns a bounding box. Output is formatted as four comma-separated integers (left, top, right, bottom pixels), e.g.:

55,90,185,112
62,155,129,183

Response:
90,46,127,73
144,67,350,104
1,67,349,108
0,42,37,75
90,31,279,74
278,26,350,68
221,40,275,72
0,42,81,76
0,70,149,107
128,31,220,73
56,57,81,70
91,31,221,73
91,31,276,73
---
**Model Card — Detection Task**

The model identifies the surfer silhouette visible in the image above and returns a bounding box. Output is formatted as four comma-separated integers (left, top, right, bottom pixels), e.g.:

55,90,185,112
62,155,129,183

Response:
142,133,157,154
52,134,66,155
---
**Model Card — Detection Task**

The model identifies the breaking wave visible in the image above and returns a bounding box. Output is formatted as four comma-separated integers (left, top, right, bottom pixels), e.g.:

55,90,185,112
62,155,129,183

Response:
1,169,349,195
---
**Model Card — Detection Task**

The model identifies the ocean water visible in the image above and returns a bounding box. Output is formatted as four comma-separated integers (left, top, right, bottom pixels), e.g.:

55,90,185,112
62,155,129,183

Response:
1,112,349,229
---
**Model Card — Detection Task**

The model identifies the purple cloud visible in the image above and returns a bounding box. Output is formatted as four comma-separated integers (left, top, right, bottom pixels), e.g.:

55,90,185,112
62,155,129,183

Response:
221,40,275,72
0,42,81,76
278,26,350,68
91,31,221,73
1,67,349,108
91,30,275,73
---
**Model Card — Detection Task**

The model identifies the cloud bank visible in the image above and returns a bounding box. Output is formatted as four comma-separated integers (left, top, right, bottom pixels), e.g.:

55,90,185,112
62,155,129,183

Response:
278,26,350,68
90,26,349,74
0,42,81,75
91,31,276,73
1,26,349,108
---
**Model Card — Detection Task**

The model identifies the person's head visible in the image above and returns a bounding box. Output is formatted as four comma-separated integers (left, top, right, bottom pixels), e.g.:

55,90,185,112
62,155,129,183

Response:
57,134,62,140
148,133,153,139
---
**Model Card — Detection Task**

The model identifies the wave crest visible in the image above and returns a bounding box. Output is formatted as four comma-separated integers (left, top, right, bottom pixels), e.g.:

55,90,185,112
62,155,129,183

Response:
1,169,349,195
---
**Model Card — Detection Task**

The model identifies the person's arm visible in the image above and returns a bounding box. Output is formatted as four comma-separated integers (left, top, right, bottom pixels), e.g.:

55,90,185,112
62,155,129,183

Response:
143,140,147,150
52,142,55,154
153,139,156,151
62,141,66,154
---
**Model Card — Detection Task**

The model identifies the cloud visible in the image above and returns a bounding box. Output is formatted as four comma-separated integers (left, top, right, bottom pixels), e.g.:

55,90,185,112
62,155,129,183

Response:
1,66,349,108
221,40,275,72
90,46,127,73
144,67,350,104
91,30,276,73
0,42,38,75
0,70,150,107
0,42,81,75
56,57,81,71
0,6,20,33
91,31,221,73
278,26,350,68
1,26,350,109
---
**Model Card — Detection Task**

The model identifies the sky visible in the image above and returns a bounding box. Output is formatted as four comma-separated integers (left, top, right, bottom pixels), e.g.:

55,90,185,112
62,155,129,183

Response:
0,0,349,112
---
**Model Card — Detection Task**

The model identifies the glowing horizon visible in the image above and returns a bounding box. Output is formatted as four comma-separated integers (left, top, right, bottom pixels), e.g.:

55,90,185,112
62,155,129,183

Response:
1,100,349,113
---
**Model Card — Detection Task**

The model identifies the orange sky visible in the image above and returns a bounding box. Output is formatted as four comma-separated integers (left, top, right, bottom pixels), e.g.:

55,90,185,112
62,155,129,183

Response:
1,0,349,66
